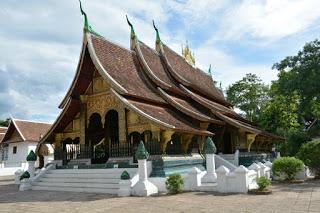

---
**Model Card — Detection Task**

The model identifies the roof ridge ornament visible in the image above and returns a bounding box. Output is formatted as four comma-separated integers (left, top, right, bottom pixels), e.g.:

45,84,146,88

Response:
126,15,137,49
208,64,212,76
152,20,161,52
182,41,196,66
79,0,101,37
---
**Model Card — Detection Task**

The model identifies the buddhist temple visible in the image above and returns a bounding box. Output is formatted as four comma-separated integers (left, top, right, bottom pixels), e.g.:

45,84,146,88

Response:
37,4,282,171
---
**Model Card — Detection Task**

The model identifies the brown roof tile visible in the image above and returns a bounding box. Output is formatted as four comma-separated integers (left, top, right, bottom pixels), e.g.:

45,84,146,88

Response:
138,42,180,91
13,120,52,142
0,133,5,143
0,127,7,134
127,99,212,136
162,44,229,104
91,35,165,103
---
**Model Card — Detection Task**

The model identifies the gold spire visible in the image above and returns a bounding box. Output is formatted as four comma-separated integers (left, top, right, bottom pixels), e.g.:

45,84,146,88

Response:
182,41,195,66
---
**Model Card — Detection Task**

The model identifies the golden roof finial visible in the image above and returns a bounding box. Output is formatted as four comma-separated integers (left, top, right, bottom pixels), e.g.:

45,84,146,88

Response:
182,40,195,66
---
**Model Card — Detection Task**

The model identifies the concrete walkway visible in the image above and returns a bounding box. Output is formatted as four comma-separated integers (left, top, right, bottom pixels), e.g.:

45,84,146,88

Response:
0,176,319,213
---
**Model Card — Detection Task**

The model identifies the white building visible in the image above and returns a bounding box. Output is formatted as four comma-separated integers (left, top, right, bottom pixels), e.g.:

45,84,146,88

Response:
0,127,8,160
0,119,52,167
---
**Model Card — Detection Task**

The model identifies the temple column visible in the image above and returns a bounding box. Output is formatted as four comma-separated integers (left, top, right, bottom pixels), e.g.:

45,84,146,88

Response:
160,130,174,154
247,133,257,152
198,136,206,152
80,95,88,145
118,107,126,144
181,134,193,154
54,133,63,148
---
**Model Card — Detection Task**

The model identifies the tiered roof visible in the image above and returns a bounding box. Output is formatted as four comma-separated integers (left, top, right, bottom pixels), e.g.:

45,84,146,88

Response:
0,127,7,143
1,119,51,143
40,11,282,143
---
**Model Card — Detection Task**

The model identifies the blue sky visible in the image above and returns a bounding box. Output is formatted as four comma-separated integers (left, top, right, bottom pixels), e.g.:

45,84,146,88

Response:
0,0,319,123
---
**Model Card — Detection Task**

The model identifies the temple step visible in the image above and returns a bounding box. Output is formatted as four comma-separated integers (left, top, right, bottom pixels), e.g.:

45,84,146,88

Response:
33,181,119,189
31,168,137,194
31,186,118,194
39,177,120,184
47,168,137,174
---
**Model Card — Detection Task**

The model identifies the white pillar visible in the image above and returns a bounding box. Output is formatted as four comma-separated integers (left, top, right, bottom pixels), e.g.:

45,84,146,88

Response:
185,167,201,191
138,159,147,181
234,150,239,166
265,160,272,168
202,154,217,183
248,163,261,178
216,166,229,193
132,159,158,196
14,169,23,184
234,165,249,193
258,162,267,177
19,179,32,191
27,161,36,178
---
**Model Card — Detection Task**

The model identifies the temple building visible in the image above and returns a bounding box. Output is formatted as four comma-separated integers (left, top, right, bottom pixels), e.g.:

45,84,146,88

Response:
37,8,282,171
0,119,52,167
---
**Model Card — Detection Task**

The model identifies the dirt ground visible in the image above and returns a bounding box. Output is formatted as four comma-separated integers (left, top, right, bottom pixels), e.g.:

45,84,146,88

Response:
0,176,319,213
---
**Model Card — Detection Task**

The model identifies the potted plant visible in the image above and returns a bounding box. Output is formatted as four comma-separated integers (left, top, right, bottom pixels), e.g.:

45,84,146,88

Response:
249,176,272,195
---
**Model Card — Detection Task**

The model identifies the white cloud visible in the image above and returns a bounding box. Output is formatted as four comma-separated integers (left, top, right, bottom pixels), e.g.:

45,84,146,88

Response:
194,45,277,88
0,0,319,123
216,0,320,42
167,0,230,28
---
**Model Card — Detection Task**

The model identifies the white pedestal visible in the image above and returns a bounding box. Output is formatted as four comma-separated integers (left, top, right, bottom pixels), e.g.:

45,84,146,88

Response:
118,180,131,197
132,159,158,196
202,154,217,183
14,169,23,185
19,179,32,191
185,167,201,191
27,161,36,178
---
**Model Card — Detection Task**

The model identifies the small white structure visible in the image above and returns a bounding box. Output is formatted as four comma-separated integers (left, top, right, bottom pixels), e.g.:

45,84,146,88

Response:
202,137,217,183
131,141,158,196
0,118,52,172
216,165,258,193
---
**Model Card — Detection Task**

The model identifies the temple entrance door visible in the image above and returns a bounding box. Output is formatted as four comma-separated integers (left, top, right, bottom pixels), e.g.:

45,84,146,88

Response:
166,134,182,155
129,132,141,163
105,110,119,162
88,113,105,164
223,132,232,154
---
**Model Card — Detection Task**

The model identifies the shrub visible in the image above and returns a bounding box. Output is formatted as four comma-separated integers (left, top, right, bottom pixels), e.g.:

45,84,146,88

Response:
272,157,304,181
256,176,271,191
165,173,184,194
297,140,320,178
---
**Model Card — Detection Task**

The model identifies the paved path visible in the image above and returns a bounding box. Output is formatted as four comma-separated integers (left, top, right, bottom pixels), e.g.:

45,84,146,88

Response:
0,177,319,213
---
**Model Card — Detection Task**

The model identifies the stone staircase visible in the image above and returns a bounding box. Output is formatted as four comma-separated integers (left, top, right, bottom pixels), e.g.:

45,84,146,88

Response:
32,168,137,194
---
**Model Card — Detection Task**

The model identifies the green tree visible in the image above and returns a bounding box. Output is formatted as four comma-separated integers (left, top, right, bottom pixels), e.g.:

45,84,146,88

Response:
226,73,270,122
273,39,320,122
297,140,320,178
259,92,300,134
0,118,10,127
